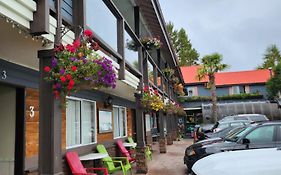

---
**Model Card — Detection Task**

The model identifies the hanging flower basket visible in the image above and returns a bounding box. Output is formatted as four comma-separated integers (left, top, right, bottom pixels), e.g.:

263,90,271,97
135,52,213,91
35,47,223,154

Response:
140,36,161,50
126,36,161,51
141,86,164,112
44,29,117,102
163,101,176,115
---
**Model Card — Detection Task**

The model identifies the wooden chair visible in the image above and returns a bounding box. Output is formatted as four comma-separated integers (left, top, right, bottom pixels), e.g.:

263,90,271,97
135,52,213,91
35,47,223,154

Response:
96,144,132,175
116,139,136,163
65,151,108,175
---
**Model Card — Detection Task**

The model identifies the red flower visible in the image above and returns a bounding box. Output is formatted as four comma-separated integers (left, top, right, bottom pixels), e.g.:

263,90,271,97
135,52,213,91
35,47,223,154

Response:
44,66,51,72
92,42,99,51
66,74,72,80
154,89,159,95
60,76,66,82
143,86,149,92
72,39,80,48
69,79,75,86
84,29,93,37
66,44,76,53
54,44,64,52
53,90,60,99
71,66,77,72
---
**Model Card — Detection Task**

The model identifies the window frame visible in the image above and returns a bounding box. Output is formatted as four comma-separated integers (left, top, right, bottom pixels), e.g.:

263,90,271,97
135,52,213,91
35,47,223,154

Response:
113,105,127,139
66,96,97,149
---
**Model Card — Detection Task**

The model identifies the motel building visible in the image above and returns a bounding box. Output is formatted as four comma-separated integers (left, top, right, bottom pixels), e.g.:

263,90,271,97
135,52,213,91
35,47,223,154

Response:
0,0,184,174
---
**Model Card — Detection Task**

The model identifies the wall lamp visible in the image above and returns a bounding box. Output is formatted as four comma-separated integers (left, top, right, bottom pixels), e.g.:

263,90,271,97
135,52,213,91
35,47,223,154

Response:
104,96,113,108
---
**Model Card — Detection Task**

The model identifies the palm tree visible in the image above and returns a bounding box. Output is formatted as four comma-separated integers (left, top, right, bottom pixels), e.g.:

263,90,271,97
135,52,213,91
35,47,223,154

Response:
197,53,228,122
258,44,281,70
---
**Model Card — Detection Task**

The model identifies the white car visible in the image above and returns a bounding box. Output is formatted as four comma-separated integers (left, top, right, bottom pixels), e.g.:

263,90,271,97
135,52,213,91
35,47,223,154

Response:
192,148,281,175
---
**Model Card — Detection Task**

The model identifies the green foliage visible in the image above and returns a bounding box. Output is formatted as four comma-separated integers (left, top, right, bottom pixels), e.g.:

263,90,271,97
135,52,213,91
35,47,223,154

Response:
258,44,281,70
179,93,263,102
266,62,281,99
166,22,199,66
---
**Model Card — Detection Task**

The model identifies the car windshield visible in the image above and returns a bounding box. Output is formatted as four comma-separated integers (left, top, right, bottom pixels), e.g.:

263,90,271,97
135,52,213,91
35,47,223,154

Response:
217,123,229,130
224,126,253,142
248,115,268,122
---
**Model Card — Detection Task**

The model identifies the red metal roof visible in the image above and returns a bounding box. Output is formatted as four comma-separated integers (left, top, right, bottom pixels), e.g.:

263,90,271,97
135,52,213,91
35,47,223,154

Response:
180,66,271,86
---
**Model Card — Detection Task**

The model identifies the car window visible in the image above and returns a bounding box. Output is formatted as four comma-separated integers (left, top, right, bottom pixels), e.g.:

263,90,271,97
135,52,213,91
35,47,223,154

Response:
235,116,248,120
245,126,275,143
225,126,252,142
231,122,244,127
217,123,229,130
248,115,267,122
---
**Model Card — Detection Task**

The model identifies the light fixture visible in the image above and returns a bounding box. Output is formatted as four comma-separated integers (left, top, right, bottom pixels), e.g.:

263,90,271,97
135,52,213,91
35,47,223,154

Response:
104,96,113,108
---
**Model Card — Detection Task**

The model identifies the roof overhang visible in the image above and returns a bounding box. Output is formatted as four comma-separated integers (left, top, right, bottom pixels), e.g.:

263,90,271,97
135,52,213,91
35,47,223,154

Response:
137,0,184,84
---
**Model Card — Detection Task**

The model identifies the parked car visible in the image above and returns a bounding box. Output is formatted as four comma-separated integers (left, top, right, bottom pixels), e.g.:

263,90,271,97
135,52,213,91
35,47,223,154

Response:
193,124,215,142
192,147,281,175
212,120,250,133
184,121,281,173
219,114,269,123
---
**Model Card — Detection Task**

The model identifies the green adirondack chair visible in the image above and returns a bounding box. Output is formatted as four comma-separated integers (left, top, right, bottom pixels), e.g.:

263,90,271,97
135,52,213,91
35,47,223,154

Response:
96,144,132,175
128,137,152,160
127,137,136,149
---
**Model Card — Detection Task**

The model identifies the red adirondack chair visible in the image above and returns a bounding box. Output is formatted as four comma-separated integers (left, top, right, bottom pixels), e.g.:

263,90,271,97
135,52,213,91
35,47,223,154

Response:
116,140,136,163
65,151,108,175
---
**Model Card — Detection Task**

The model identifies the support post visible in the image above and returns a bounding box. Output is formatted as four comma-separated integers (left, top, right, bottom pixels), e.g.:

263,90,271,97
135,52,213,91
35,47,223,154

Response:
134,93,148,174
158,111,167,153
38,50,63,175
166,115,173,145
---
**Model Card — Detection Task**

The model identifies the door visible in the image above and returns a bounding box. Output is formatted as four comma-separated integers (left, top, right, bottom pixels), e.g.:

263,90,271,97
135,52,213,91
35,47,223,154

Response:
0,85,16,175
244,125,276,149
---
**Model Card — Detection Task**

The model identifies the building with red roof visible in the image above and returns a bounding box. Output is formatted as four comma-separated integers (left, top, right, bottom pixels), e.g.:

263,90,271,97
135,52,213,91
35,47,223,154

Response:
179,66,276,122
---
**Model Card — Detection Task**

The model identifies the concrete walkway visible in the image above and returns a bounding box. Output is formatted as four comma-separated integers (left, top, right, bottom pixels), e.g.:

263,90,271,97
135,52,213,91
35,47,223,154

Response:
146,139,192,175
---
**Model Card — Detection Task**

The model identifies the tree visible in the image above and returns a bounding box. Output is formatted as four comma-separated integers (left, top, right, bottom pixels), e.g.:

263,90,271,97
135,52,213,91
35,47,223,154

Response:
197,53,229,122
258,44,281,70
166,22,199,66
266,62,281,100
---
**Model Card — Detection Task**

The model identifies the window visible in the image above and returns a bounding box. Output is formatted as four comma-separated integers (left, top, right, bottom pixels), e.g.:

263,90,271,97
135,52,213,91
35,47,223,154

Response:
125,31,138,69
66,98,96,148
86,0,117,50
232,86,240,94
187,87,198,97
245,126,275,143
113,106,127,138
145,114,151,132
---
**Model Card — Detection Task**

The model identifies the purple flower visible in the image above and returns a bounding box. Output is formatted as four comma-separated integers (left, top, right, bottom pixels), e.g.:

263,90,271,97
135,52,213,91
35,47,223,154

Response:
84,77,92,81
54,83,61,89
51,57,57,68
70,57,77,62
59,68,65,75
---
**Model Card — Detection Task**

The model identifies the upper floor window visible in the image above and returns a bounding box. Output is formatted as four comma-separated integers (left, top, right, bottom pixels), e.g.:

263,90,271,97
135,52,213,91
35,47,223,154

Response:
86,0,117,51
113,106,127,138
125,31,138,70
66,98,96,148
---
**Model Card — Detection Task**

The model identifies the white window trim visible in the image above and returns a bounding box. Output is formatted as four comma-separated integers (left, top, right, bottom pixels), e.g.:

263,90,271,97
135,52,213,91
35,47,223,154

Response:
113,105,127,139
66,96,97,149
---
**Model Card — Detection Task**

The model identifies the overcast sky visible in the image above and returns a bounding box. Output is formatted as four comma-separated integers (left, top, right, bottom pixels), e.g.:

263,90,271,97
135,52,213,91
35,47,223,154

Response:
159,0,281,71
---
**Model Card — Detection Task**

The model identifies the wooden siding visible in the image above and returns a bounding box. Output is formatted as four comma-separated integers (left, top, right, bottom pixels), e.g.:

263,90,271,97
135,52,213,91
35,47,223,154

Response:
25,88,66,158
25,89,134,157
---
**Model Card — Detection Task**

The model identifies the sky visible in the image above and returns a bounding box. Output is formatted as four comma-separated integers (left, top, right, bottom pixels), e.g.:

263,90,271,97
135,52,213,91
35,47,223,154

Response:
159,0,281,71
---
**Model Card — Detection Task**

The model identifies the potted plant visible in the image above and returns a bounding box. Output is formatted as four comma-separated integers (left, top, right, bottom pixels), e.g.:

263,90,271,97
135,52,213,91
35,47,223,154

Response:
44,29,117,103
163,101,175,115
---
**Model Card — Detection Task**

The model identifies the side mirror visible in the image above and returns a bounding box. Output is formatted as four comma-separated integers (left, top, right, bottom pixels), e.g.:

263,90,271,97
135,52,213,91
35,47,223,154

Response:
242,138,250,144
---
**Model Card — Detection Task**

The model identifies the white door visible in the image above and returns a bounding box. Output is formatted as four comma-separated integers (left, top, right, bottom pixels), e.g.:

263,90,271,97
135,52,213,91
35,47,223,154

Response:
0,85,16,175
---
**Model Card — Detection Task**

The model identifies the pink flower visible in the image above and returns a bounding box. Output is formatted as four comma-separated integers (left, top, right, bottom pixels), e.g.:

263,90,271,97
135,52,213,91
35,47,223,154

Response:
44,66,51,72
92,42,99,51
84,29,93,37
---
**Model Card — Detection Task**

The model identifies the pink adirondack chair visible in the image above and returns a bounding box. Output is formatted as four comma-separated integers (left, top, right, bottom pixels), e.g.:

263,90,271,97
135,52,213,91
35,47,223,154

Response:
116,140,136,163
65,151,108,175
